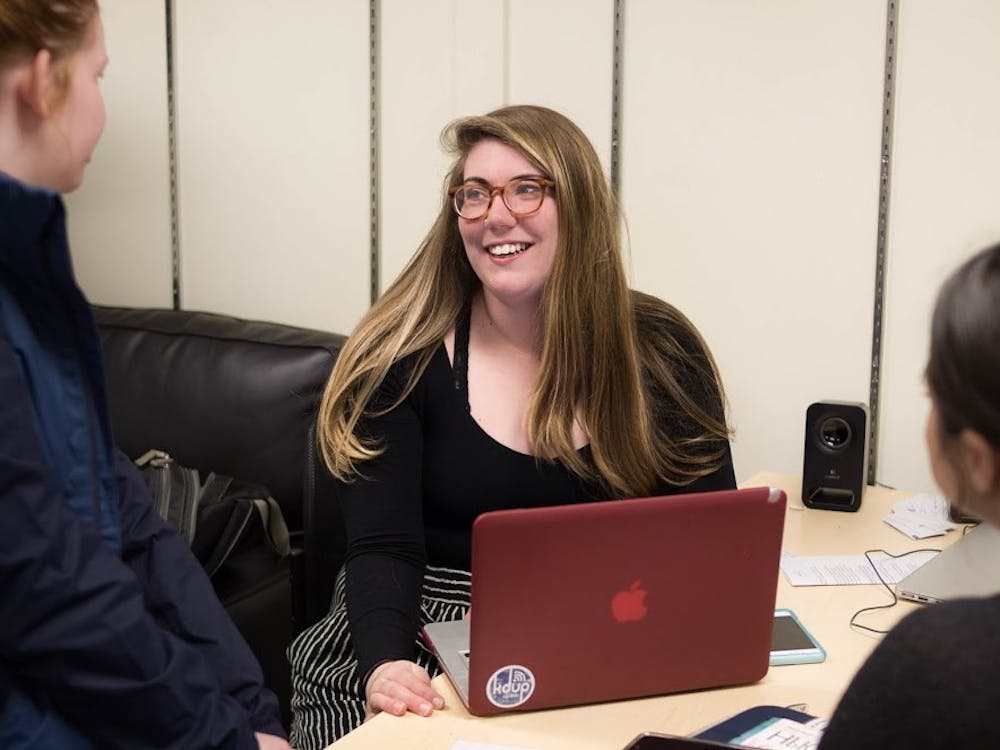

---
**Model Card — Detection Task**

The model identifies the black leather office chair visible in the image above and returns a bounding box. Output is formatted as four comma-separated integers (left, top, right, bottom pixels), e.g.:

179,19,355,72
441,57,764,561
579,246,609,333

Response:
94,305,348,728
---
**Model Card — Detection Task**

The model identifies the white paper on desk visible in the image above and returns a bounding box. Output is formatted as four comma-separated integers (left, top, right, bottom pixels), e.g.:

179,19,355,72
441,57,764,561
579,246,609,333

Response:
451,742,543,750
884,493,954,539
896,492,950,517
780,550,938,586
884,512,952,540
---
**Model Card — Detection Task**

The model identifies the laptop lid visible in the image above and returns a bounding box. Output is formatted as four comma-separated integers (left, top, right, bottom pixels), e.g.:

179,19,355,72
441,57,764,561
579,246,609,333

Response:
424,486,786,716
897,522,1000,604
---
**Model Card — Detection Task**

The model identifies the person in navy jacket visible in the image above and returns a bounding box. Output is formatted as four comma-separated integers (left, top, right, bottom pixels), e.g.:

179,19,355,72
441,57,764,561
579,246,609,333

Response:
0,3,292,748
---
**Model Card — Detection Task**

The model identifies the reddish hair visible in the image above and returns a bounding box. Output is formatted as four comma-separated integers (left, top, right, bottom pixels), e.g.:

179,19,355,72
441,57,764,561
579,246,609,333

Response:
0,0,99,70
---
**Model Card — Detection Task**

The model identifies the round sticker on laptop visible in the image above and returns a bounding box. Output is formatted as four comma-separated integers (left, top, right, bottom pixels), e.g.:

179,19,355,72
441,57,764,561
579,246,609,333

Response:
485,664,535,708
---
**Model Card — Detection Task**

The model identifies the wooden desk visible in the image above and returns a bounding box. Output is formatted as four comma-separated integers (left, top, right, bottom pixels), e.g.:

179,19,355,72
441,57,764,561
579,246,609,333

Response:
328,472,956,749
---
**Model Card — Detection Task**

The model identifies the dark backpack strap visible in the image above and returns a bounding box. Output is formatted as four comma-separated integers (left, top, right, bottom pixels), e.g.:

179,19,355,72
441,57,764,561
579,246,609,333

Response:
198,472,235,509
198,473,252,578
198,473,291,578
250,496,291,557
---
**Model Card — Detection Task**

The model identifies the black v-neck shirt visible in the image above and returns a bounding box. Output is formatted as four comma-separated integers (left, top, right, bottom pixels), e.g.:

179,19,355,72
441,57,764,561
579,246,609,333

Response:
341,306,736,678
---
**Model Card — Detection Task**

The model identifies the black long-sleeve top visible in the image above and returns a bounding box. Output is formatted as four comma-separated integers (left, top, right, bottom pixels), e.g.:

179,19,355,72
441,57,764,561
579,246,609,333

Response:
341,307,736,681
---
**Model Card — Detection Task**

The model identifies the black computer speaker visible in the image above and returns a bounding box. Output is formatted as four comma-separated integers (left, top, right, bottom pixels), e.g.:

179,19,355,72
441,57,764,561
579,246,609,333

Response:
802,401,869,512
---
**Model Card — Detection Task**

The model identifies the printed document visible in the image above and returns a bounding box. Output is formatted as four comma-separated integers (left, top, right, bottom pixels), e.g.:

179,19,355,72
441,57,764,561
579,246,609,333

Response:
780,549,937,586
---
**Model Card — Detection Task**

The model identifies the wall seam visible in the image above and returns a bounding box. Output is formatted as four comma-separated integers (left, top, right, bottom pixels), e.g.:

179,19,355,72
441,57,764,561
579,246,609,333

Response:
369,0,381,305
868,0,900,485
610,0,625,195
501,1,510,104
165,0,181,309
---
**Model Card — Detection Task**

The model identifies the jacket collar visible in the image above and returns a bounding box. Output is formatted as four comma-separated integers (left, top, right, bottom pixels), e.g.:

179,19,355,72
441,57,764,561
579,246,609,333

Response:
0,172,68,282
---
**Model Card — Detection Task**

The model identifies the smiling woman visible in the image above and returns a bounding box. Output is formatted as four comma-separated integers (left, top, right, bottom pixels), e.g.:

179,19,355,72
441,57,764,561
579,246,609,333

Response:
457,138,559,330
288,104,737,749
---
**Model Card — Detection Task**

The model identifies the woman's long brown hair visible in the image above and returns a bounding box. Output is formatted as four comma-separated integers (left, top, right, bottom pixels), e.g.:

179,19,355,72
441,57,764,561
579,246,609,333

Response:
318,105,730,497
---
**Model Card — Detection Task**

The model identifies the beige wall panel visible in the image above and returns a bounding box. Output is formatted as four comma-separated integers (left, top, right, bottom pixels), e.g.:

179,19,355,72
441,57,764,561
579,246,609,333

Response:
380,0,614,292
379,2,505,292
507,0,615,169
878,0,1000,495
175,0,369,334
622,1,886,483
66,0,172,308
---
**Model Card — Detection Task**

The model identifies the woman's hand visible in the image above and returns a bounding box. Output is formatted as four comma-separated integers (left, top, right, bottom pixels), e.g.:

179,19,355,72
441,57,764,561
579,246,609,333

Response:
364,659,445,720
255,732,293,750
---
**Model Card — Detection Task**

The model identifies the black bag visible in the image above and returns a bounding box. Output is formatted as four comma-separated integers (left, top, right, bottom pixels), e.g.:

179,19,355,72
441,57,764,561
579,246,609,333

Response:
135,449,290,579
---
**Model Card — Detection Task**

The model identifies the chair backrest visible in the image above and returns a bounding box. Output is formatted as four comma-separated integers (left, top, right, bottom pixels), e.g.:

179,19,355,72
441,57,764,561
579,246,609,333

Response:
94,305,348,625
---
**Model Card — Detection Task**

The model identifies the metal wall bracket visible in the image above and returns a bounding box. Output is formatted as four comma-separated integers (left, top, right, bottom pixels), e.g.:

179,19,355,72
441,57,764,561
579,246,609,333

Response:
369,0,381,305
867,0,900,485
165,0,181,309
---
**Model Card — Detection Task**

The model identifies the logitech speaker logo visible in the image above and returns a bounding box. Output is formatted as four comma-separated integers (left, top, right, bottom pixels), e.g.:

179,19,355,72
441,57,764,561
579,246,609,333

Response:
611,580,648,622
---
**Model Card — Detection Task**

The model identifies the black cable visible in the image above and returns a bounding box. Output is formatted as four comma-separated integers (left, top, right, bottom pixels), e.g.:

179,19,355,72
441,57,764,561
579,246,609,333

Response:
849,547,941,634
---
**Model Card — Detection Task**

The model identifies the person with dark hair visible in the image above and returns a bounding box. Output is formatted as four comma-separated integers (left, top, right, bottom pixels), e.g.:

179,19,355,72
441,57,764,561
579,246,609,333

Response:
289,104,736,748
819,242,1000,749
0,3,291,748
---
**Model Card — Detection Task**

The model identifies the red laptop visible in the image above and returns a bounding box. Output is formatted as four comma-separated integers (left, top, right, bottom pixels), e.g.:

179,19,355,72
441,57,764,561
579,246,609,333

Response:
422,486,787,716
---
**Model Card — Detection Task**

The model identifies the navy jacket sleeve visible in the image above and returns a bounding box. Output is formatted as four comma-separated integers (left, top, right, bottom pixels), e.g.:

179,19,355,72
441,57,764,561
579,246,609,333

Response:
115,451,284,736
0,338,278,749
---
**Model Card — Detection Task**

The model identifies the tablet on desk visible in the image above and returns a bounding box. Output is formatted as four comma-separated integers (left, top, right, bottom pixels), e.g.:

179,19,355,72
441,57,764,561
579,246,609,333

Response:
693,704,818,743
622,733,732,749
769,608,825,665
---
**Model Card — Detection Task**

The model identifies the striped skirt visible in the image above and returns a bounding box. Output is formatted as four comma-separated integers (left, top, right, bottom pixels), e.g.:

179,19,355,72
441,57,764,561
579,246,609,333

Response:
288,565,471,750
